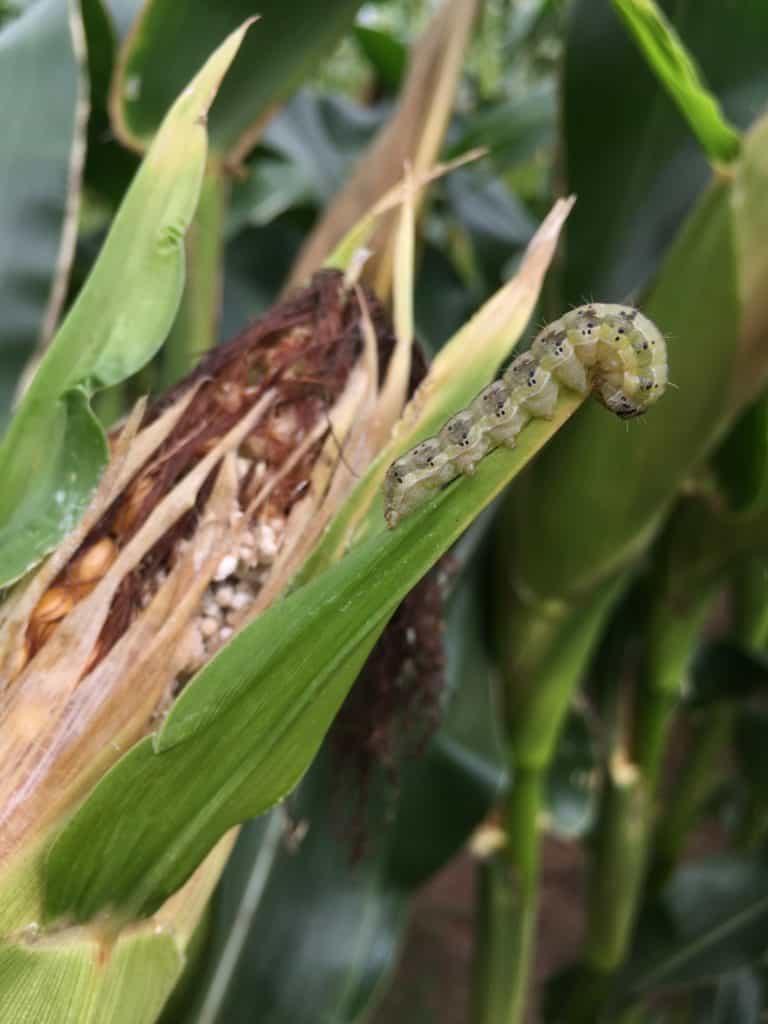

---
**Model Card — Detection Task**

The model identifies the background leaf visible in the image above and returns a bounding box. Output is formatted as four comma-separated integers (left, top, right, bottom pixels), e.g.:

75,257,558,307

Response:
561,0,768,307
613,0,741,165
179,767,406,1024
625,857,768,994
111,0,364,157
0,0,86,428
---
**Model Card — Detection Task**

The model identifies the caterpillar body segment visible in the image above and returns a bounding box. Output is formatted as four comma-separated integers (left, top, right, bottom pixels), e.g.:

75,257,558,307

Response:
384,303,667,528
471,380,531,447
531,330,589,394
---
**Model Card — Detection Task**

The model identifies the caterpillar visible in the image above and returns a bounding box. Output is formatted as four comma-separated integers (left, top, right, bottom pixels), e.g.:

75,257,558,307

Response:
384,303,667,528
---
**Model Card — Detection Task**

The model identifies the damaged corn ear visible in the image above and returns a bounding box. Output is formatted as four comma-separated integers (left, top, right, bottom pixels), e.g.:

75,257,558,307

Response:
0,271,404,929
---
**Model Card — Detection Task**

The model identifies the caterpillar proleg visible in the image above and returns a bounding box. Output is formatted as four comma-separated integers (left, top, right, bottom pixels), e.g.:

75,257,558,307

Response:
384,303,667,527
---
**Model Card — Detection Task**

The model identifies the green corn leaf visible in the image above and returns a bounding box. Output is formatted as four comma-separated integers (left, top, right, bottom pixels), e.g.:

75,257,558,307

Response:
174,555,502,1023
0,927,184,1024
613,0,741,165
507,110,768,605
111,0,363,159
562,0,768,306
0,0,86,428
712,394,768,512
0,20,253,586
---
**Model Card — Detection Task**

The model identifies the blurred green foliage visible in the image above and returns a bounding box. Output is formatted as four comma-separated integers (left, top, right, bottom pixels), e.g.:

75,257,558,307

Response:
3,1,768,1023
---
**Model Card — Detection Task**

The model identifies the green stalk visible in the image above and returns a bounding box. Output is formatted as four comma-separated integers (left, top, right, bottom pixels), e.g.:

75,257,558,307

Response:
651,702,733,887
162,163,228,387
561,756,647,1023
584,757,647,973
473,576,622,1023
565,588,717,1018
634,590,714,790
473,768,544,1024
502,766,544,1024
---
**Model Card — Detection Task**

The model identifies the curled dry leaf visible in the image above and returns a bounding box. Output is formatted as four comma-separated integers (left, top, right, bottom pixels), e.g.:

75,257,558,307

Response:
285,0,482,297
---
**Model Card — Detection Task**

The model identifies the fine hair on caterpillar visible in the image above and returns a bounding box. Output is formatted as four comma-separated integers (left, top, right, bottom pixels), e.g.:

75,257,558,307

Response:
384,303,667,528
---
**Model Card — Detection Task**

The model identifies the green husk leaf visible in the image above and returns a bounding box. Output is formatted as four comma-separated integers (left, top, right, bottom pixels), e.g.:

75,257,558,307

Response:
0,928,182,1024
174,556,502,1022
0,20,253,586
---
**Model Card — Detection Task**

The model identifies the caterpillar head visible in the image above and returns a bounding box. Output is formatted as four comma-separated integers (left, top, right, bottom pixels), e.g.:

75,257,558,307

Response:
600,383,645,419
385,456,408,489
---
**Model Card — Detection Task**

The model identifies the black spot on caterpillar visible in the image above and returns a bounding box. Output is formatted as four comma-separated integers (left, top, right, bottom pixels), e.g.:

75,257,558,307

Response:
384,303,667,527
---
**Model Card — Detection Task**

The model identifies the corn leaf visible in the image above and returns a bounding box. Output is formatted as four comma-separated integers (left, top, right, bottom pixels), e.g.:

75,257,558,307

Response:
562,0,768,306
613,0,741,165
0,21,253,586
507,111,768,606
111,0,363,159
0,833,236,1023
0,0,86,427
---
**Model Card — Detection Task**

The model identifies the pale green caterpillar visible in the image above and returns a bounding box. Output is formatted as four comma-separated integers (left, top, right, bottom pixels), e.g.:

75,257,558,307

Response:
384,303,667,528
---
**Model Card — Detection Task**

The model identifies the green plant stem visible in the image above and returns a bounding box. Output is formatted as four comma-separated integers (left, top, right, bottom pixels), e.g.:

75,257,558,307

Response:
503,765,543,1024
473,576,622,1023
585,758,647,973
632,688,677,794
162,162,227,387
560,757,647,1024
651,702,734,887
634,592,714,790
473,767,544,1024
565,589,716,1019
